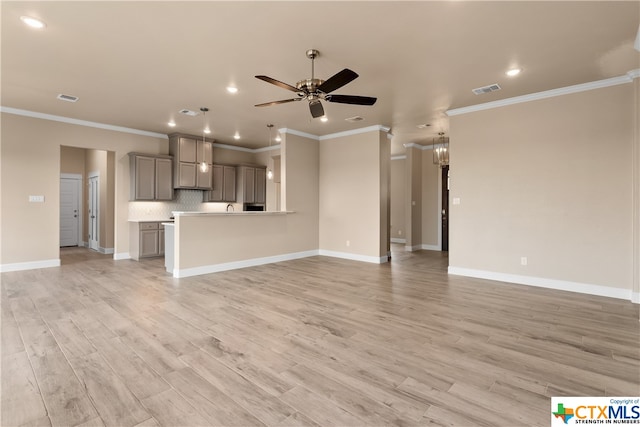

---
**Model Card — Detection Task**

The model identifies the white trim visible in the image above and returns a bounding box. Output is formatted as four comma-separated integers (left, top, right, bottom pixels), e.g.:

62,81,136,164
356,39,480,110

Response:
632,292,639,304
404,244,422,252
60,173,82,180
279,128,319,141
0,259,60,273
253,144,281,153
446,69,640,117
391,155,406,161
403,142,435,151
98,247,114,255
390,238,406,244
174,250,319,278
319,125,391,141
318,249,388,264
448,266,636,303
421,244,440,251
1,106,168,139
212,142,254,153
113,253,131,260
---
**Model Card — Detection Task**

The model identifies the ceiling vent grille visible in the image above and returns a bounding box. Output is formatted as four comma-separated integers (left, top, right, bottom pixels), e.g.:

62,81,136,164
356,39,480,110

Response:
472,84,501,95
179,109,199,116
345,116,364,123
57,93,79,102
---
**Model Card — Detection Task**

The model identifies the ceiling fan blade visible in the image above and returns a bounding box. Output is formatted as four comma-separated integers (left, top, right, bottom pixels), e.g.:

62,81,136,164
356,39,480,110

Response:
309,100,325,118
317,69,359,94
255,98,301,107
326,94,377,106
255,75,300,93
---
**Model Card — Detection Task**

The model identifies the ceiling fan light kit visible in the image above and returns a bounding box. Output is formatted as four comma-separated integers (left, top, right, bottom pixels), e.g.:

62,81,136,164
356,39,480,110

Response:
255,49,377,119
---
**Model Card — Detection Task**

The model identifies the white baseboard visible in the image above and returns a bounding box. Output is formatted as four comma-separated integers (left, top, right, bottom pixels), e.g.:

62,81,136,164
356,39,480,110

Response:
404,244,422,252
632,292,639,304
113,252,131,260
174,250,319,278
448,266,637,303
421,244,441,251
99,247,114,255
0,259,60,273
390,238,406,244
318,249,388,264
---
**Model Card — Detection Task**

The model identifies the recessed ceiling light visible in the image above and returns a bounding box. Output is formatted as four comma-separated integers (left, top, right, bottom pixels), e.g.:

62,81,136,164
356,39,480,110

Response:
320,116,328,122
168,121,176,127
274,135,281,142
226,86,238,94
506,68,522,77
20,16,46,29
233,132,240,140
416,123,431,129
204,128,211,134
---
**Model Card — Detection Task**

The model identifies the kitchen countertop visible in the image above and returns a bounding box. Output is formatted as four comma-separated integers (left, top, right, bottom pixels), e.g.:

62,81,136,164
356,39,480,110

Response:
128,219,175,222
171,211,293,216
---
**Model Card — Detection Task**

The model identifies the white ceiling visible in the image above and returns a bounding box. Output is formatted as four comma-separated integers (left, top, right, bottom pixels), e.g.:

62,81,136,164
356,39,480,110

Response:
2,1,639,154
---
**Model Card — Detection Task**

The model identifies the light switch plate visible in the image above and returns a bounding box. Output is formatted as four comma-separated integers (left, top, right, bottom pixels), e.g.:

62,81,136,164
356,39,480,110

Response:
29,195,45,203
453,197,460,205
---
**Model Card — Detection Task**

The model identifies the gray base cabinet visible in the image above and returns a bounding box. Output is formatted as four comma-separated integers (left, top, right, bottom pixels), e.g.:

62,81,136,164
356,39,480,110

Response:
130,222,167,260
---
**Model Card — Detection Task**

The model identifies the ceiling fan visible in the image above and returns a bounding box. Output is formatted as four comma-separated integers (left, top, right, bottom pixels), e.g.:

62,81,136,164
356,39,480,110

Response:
255,49,377,119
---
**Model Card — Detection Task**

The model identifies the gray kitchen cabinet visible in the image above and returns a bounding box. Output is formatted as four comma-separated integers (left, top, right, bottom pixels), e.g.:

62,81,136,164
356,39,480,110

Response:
130,221,167,260
129,153,174,201
169,134,213,190
204,164,236,202
236,165,266,205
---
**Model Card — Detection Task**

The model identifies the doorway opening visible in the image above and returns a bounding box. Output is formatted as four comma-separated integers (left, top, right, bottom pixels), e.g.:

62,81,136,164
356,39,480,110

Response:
441,165,449,252
59,146,115,260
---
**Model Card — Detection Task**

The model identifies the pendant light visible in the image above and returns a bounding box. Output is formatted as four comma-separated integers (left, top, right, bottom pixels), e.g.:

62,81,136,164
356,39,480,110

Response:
199,107,209,173
432,132,449,168
266,124,274,180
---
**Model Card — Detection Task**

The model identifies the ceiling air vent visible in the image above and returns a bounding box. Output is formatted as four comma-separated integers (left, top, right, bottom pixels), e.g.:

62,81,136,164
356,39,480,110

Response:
472,83,501,95
57,93,79,102
178,109,199,116
345,116,364,123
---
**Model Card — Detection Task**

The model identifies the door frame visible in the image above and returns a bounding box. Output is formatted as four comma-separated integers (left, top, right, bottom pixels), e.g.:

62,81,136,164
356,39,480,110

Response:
88,172,100,251
60,173,83,247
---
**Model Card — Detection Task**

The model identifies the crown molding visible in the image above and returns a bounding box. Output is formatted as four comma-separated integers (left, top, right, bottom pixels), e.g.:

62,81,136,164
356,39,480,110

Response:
403,142,436,151
446,68,640,117
278,128,320,141
253,144,281,153
319,125,391,141
391,155,407,160
0,106,168,139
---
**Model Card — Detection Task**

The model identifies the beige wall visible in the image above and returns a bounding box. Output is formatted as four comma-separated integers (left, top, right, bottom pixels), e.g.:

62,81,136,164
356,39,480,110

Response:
319,130,389,260
449,83,635,293
405,146,422,249
60,146,86,175
421,150,440,248
0,113,166,266
281,132,319,250
633,78,640,304
390,158,406,241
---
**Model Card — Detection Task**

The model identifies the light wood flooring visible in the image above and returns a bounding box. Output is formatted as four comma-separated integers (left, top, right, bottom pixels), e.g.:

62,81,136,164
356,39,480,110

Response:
1,246,638,426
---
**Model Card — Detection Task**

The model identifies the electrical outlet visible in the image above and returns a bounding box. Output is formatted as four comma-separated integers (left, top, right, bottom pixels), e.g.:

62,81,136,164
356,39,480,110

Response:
520,257,528,266
29,195,45,203
398,230,402,236
346,240,350,247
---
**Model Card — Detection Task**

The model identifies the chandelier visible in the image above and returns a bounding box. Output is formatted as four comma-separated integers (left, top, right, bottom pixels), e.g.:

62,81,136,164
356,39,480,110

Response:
432,132,449,168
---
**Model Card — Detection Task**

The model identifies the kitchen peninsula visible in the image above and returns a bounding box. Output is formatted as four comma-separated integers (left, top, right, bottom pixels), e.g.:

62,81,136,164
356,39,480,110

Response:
164,210,317,278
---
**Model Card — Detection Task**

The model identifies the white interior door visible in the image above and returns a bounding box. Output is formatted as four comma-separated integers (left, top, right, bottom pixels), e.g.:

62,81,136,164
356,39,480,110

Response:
88,174,99,251
60,176,81,247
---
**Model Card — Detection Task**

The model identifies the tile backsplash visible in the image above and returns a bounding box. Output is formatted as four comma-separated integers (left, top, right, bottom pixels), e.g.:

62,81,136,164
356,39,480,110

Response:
128,190,241,219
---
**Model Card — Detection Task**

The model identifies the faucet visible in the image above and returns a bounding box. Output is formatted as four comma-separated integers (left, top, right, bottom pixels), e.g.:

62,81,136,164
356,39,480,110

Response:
226,204,234,212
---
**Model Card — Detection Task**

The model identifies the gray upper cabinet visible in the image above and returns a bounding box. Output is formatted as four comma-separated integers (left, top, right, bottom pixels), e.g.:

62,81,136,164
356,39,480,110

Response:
236,165,266,205
169,134,213,190
204,164,236,202
129,153,174,201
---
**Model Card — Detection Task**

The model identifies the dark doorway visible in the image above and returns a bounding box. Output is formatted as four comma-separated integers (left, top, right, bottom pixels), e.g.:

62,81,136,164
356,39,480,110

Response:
441,165,449,251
